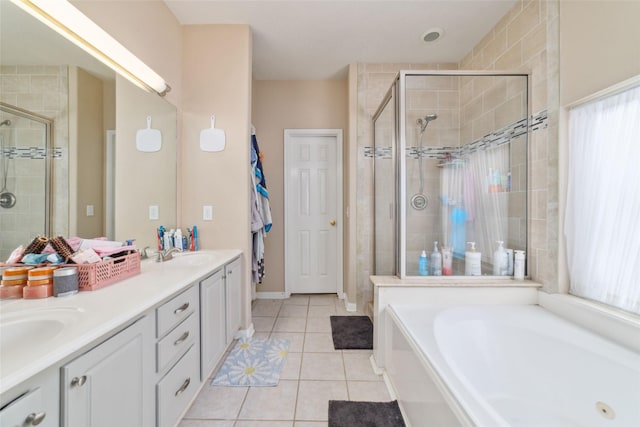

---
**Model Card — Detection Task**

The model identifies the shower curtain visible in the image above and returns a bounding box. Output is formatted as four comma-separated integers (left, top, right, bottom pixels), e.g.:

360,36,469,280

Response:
441,145,509,263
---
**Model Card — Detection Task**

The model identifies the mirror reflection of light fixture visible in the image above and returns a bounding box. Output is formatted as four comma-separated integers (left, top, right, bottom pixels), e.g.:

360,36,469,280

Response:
10,0,171,96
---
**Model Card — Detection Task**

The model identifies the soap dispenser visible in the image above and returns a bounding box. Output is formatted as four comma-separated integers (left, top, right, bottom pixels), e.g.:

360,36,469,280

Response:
430,241,442,276
493,241,509,276
419,250,429,276
465,242,481,276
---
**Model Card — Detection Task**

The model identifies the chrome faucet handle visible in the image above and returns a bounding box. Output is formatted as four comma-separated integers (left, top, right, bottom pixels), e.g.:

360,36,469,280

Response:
140,247,150,259
156,247,182,262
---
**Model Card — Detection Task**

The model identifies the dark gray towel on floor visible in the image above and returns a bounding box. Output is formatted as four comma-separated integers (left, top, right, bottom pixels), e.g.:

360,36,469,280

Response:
329,400,406,427
330,315,373,349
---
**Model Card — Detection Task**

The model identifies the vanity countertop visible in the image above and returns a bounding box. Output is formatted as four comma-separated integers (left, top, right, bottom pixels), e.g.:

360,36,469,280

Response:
0,249,241,394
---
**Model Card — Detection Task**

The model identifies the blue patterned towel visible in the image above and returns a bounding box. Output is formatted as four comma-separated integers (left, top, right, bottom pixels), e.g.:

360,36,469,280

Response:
211,337,289,387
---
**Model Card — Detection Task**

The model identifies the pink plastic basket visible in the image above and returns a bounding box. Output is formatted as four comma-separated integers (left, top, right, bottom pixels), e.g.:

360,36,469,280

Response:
76,252,141,291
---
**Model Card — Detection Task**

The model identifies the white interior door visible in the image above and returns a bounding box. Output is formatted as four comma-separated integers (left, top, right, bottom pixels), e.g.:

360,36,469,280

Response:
285,129,343,294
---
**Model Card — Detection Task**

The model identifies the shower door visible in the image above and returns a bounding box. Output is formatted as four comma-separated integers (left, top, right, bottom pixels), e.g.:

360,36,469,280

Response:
0,102,52,261
373,85,396,276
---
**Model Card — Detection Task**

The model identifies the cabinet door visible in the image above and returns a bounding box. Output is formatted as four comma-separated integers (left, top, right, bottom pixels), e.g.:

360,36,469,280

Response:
225,257,242,343
200,269,226,381
61,316,153,427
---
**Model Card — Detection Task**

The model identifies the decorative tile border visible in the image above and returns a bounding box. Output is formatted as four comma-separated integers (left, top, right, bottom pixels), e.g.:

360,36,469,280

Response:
365,110,548,159
0,147,63,159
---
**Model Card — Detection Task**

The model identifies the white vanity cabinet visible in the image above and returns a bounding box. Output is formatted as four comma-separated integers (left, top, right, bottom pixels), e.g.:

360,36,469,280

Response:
0,368,59,427
199,268,227,380
155,286,200,427
60,316,154,427
200,256,243,381
225,257,242,344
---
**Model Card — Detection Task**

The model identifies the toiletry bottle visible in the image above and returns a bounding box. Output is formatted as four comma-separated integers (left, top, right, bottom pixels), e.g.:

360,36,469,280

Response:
493,241,509,276
506,248,514,276
465,242,482,276
430,241,442,276
442,246,453,276
514,250,526,280
163,229,172,250
174,229,183,250
418,250,428,276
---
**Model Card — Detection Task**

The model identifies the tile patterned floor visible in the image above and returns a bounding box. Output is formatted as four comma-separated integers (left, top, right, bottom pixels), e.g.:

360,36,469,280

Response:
180,295,390,426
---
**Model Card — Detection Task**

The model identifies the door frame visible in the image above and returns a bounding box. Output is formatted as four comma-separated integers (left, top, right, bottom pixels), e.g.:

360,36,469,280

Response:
284,128,344,297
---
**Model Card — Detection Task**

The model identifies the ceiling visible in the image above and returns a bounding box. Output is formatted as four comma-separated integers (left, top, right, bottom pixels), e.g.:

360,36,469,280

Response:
165,0,517,80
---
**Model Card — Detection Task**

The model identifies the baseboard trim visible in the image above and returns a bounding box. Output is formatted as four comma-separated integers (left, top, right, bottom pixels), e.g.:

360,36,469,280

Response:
256,291,291,299
342,294,357,312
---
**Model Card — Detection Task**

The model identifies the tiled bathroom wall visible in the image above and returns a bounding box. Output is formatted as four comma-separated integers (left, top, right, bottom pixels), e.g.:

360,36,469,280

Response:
0,65,69,260
357,0,561,307
356,62,457,308
459,0,559,287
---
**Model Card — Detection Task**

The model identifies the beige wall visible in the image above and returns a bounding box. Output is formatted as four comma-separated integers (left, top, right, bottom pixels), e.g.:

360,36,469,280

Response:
251,80,349,295
115,76,177,249
181,25,252,326
559,0,640,106
74,67,104,238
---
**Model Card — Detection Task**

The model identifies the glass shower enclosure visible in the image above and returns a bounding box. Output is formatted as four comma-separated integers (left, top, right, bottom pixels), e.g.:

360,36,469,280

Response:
0,102,52,261
373,71,529,278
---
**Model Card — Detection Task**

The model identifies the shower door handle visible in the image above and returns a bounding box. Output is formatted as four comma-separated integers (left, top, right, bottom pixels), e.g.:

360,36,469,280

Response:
330,220,336,226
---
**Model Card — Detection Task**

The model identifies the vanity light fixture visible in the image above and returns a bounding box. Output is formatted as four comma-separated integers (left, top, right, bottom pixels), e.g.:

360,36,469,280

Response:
10,0,171,96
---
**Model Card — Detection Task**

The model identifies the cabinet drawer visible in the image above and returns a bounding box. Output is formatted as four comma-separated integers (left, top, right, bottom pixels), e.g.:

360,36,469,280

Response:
0,387,50,427
156,344,200,427
156,312,198,373
157,286,197,338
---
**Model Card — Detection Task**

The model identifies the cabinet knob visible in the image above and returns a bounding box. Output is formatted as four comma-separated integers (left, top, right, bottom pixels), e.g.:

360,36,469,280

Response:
24,412,46,426
330,220,336,226
174,378,191,397
174,302,189,315
70,376,87,388
173,331,190,346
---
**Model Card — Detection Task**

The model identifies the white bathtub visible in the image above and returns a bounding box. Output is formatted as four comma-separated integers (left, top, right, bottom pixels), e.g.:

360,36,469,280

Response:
384,304,640,427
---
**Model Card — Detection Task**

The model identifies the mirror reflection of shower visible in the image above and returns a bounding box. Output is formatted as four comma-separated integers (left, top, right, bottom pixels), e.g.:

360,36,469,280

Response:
410,114,438,210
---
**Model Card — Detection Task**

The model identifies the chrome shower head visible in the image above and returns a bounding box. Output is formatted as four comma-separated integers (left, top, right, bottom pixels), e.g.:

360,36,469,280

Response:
0,120,11,127
417,114,438,132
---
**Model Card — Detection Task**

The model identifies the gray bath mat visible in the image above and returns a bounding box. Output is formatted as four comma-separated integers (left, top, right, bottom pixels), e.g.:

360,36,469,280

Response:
330,316,373,349
329,400,406,427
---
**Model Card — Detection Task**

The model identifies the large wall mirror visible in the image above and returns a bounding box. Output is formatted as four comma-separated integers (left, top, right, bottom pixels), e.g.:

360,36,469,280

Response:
0,1,176,260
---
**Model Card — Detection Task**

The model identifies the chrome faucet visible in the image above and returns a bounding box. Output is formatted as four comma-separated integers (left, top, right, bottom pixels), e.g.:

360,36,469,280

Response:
156,247,182,262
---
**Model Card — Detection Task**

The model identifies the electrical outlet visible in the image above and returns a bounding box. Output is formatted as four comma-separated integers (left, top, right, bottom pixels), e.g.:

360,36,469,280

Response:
149,205,159,220
86,205,94,217
203,205,213,221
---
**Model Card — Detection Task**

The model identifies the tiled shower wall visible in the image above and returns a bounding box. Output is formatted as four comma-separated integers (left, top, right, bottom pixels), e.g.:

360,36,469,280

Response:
0,65,69,260
356,62,457,307
459,0,559,288
357,0,560,308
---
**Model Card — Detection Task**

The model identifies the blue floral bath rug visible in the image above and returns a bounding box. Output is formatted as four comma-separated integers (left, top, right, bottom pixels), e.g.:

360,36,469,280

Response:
211,337,290,387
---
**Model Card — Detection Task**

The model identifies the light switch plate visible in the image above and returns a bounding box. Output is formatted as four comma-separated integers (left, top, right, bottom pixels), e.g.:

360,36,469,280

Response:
149,205,159,220
86,205,94,217
203,205,213,221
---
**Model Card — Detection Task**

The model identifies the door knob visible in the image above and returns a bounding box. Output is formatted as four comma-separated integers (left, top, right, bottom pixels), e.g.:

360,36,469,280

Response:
330,220,336,226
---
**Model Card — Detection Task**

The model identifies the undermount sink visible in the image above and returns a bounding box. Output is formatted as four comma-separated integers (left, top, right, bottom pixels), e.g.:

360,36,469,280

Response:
0,307,84,350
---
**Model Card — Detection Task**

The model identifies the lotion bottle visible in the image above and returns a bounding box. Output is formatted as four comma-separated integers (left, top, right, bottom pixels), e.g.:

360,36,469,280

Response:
493,241,508,276
442,246,453,275
430,241,442,276
465,242,482,276
514,250,526,280
418,250,428,276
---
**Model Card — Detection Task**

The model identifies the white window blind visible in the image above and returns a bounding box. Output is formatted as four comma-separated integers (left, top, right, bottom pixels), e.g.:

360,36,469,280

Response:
565,85,640,314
